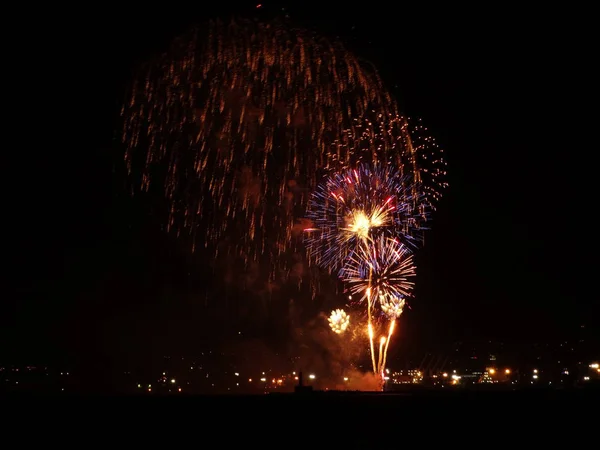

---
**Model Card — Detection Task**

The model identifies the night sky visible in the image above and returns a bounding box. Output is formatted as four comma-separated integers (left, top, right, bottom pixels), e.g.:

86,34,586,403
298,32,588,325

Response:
4,3,597,370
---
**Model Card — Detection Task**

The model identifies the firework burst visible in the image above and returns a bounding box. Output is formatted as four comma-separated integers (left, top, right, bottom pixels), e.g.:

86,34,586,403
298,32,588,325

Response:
380,294,406,320
328,309,350,334
304,163,426,272
341,236,416,308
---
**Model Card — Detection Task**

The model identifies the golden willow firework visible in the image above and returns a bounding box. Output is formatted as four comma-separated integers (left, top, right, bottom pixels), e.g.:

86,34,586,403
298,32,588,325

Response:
121,18,397,275
304,163,426,273
328,309,350,334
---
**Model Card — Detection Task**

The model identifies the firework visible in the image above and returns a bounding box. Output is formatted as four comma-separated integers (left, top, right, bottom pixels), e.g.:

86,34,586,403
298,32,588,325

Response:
379,295,405,373
121,18,396,277
303,114,446,378
358,305,399,377
304,163,426,272
336,236,414,375
341,236,416,308
327,114,448,207
328,309,350,334
380,319,396,375
380,294,406,320
121,16,445,380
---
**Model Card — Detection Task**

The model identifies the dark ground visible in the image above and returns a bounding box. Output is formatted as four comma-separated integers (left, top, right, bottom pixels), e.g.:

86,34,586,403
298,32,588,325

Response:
4,388,598,442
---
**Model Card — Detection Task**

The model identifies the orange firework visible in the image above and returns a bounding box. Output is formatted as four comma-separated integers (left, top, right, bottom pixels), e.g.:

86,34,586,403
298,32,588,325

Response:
121,18,397,279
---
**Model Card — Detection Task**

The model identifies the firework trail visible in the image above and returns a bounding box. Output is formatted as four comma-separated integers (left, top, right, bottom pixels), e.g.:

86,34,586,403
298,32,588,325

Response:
328,302,400,377
304,163,427,273
380,295,405,372
121,18,397,281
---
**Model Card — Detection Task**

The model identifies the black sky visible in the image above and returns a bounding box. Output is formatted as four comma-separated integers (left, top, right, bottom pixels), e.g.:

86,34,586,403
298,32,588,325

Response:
4,2,597,367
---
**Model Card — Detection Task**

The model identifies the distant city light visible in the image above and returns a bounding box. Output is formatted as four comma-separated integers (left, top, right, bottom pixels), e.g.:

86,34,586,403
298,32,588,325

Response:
6,345,598,395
